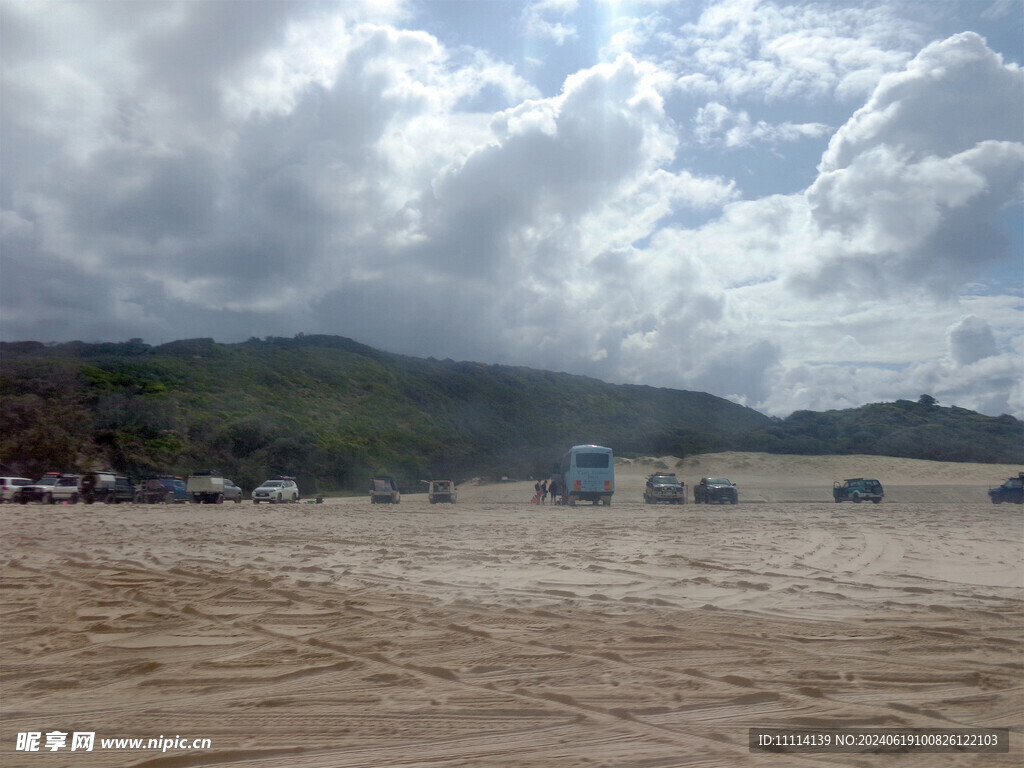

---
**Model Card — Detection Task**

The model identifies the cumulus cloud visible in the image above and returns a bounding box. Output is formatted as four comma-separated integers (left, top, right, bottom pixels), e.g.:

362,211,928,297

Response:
820,32,1024,171
670,0,921,102
1,1,1021,419
797,32,1024,296
694,101,830,147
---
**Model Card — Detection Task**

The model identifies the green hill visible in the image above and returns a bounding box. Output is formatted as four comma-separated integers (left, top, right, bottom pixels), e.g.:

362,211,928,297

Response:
746,399,1023,465
0,335,768,492
1,336,1019,492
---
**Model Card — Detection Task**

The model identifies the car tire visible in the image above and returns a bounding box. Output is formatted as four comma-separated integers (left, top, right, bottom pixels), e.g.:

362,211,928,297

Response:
852,492,862,503
44,493,54,504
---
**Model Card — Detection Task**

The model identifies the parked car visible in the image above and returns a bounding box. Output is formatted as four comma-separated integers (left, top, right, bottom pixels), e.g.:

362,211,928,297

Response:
988,472,1023,504
370,475,401,504
427,480,457,504
694,477,738,504
0,476,32,503
187,470,226,504
223,479,244,503
833,478,884,504
15,473,81,504
158,477,189,503
137,478,169,504
80,471,135,504
643,473,686,505
252,477,299,504
110,476,135,503
136,476,191,504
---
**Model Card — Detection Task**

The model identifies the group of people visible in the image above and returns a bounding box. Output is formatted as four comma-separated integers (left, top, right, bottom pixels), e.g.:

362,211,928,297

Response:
532,478,560,505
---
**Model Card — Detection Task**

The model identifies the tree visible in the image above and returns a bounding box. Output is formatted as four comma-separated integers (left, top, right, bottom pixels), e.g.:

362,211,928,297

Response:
918,394,938,407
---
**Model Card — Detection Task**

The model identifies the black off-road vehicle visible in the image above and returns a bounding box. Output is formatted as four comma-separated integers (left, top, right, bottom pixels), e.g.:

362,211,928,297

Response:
694,477,737,504
833,478,884,504
81,472,135,503
988,473,1023,504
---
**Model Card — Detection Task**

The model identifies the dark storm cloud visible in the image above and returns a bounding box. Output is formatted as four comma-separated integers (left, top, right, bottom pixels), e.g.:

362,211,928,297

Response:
67,146,220,242
948,315,999,366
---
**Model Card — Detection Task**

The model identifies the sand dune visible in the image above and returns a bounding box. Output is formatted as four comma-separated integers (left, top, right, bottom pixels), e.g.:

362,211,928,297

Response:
2,454,1020,766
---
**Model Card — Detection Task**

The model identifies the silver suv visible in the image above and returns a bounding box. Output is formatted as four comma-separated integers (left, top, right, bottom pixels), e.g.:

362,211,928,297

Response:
16,473,81,504
252,478,299,504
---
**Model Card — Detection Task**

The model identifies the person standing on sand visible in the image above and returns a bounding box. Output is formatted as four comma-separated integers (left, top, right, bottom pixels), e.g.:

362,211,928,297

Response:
533,480,541,504
549,477,559,505
541,480,548,504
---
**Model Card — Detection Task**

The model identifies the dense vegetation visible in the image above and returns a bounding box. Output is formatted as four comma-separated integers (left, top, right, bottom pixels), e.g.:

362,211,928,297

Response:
0,336,769,492
1,335,1020,492
747,399,1023,464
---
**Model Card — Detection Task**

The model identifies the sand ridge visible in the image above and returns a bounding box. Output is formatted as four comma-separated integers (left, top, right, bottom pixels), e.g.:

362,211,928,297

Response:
1,454,1021,766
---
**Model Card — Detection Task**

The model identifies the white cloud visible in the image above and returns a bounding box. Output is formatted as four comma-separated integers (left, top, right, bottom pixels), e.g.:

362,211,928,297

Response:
694,101,830,147
1,1,1021,421
820,32,1024,171
670,0,921,102
522,0,578,44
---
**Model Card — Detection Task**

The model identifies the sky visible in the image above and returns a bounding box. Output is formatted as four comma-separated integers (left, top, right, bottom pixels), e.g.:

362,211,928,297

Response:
2,0,1022,418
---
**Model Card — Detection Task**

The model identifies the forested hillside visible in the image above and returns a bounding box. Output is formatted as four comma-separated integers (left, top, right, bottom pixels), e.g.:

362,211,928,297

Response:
1,335,1019,492
0,335,769,492
748,399,1023,464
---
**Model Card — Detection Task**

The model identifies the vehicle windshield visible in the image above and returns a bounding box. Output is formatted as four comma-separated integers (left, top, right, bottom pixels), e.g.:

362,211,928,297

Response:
261,481,283,487
36,477,58,486
707,478,730,485
651,476,678,484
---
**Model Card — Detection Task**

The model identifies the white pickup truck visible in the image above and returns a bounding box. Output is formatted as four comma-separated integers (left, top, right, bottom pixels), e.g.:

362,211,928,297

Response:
187,470,226,504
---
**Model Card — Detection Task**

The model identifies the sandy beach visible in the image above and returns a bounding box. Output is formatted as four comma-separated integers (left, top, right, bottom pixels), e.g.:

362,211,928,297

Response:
2,453,1021,767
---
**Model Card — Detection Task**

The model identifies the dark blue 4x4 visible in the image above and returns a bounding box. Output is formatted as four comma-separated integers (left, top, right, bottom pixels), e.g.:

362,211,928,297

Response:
137,477,189,503
833,478,884,504
988,473,1023,505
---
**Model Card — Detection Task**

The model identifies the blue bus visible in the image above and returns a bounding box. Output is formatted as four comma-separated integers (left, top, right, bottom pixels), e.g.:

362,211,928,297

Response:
557,445,614,506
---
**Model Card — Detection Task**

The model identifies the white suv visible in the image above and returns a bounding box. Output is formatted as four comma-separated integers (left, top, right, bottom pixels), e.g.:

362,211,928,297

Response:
252,478,299,504
0,475,30,505
1,477,32,503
